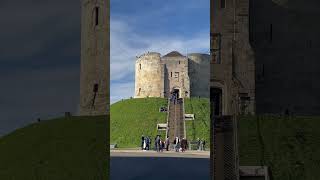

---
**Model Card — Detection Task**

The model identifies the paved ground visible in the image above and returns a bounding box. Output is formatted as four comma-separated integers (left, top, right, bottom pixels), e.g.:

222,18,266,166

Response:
110,150,210,180
111,149,210,158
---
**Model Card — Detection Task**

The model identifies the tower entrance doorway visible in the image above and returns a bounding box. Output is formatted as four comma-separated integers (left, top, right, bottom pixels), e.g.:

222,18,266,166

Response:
173,89,180,99
211,88,222,116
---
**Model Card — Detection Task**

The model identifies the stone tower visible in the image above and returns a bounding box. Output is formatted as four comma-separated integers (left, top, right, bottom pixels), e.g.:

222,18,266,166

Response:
79,0,109,115
134,52,165,98
134,51,211,99
211,0,255,116
162,51,190,98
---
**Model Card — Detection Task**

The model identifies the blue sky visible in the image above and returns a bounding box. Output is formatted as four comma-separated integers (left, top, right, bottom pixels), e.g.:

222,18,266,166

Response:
0,0,209,136
110,0,210,104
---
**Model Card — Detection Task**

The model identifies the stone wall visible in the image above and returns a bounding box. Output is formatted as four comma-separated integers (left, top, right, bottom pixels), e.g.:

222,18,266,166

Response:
134,51,212,99
79,0,109,116
188,53,210,98
211,0,255,115
250,0,320,115
134,52,164,98
162,53,190,98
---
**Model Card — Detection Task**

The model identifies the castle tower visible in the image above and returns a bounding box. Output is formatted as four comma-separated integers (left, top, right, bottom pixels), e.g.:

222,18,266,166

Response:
162,51,190,98
211,0,255,116
134,52,164,98
79,0,109,115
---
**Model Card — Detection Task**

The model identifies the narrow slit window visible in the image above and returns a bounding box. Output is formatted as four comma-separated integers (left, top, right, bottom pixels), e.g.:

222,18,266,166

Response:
270,24,273,42
221,0,226,8
139,64,141,70
171,72,172,77
95,7,99,26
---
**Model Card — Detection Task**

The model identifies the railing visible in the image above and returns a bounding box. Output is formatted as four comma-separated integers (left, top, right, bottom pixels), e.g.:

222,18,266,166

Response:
165,98,170,139
182,98,186,139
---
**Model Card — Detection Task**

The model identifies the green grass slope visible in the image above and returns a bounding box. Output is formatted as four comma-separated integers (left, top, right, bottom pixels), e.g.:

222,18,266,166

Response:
184,98,210,148
0,116,108,180
110,98,167,148
239,115,320,180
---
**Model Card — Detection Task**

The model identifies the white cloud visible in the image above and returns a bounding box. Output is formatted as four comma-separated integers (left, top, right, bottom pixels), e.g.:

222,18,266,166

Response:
110,18,209,103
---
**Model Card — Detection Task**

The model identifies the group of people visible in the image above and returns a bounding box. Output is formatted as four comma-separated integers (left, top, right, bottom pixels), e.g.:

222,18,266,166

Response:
141,136,152,150
173,137,188,152
141,135,169,152
170,92,182,104
141,135,190,152
197,138,206,151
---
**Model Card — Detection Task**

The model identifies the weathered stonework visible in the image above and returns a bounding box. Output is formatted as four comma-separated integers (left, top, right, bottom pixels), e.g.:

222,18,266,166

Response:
79,0,109,115
135,52,164,98
134,51,210,99
188,53,211,98
211,0,255,116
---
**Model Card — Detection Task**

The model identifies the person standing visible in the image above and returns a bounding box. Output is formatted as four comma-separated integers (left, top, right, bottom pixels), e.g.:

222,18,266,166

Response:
181,138,186,152
200,139,203,151
165,136,170,151
202,139,206,151
141,135,145,150
143,138,146,151
148,136,152,150
175,137,180,152
197,138,201,151
145,136,149,150
154,135,158,151
159,139,164,152
156,135,161,152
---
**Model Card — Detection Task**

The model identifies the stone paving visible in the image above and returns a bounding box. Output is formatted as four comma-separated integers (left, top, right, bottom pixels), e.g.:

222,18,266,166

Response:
110,149,210,158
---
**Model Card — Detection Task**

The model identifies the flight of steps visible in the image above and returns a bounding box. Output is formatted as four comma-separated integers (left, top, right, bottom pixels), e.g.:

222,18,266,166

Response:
167,98,185,143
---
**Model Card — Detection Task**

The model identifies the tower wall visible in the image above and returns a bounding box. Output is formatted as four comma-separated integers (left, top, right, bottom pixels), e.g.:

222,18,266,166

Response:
79,0,109,115
134,52,164,98
162,55,190,98
211,0,255,115
252,0,320,115
188,53,210,98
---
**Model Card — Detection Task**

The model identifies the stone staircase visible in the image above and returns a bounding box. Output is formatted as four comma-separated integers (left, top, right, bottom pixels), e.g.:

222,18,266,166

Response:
167,98,185,143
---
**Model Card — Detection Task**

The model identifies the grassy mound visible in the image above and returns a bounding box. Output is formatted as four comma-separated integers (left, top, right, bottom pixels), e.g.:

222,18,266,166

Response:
110,97,210,149
239,115,320,180
0,116,108,180
110,98,168,148
184,98,210,148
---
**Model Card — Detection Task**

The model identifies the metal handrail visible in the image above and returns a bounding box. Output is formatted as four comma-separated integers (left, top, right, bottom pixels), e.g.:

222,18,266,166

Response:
165,97,170,138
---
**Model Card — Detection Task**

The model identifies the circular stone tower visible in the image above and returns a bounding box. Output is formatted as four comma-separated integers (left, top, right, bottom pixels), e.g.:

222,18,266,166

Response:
134,52,164,98
188,53,210,98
